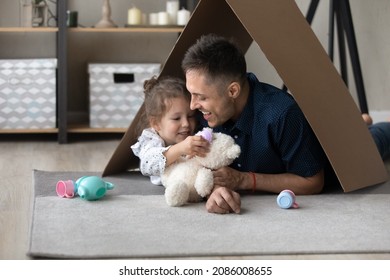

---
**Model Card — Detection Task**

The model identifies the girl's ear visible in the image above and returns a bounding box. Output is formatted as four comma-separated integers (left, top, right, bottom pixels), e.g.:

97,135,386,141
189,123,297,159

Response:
149,117,160,131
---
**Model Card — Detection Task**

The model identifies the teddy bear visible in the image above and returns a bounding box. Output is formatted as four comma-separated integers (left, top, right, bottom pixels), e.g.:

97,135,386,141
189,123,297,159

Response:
161,127,241,207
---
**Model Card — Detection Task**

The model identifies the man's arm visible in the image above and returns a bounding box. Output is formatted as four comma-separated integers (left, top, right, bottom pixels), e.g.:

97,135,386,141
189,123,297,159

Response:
213,167,324,195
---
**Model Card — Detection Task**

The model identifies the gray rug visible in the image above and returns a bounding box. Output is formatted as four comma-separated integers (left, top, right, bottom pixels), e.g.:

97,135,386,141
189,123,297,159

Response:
28,170,390,259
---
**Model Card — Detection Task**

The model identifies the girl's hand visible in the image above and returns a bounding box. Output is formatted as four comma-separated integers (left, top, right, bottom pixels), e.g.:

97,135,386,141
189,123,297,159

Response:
180,135,210,158
164,135,210,166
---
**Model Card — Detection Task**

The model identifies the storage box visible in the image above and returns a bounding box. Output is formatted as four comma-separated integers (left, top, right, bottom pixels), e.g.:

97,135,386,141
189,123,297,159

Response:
0,58,57,129
103,0,388,192
88,63,160,128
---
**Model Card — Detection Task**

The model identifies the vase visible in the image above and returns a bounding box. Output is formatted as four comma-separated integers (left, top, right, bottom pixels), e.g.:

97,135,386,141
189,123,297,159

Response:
95,0,118,28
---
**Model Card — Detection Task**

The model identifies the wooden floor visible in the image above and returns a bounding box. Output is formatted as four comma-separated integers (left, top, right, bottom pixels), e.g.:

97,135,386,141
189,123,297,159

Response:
1,135,389,260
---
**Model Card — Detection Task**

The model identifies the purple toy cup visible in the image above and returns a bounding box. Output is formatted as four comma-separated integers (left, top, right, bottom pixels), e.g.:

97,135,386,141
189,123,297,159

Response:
56,180,75,198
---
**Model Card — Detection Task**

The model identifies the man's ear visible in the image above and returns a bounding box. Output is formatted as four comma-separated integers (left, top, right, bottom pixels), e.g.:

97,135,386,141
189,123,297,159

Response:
228,82,241,99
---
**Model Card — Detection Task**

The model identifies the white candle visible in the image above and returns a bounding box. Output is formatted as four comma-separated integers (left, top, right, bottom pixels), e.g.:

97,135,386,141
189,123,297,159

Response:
127,6,142,25
149,13,158,25
177,8,190,26
157,11,169,25
166,0,179,25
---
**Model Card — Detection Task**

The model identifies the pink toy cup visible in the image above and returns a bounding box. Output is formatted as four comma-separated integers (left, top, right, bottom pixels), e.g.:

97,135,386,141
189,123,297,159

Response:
56,180,75,198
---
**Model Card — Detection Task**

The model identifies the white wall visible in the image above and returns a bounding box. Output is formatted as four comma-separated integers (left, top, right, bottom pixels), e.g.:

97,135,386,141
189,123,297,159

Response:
246,0,390,117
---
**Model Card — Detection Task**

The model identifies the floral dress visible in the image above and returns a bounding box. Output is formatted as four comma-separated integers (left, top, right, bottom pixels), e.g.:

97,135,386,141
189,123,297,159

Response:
131,128,170,185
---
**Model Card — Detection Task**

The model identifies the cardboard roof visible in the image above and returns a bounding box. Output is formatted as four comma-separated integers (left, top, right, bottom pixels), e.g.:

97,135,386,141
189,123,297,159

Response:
103,0,388,192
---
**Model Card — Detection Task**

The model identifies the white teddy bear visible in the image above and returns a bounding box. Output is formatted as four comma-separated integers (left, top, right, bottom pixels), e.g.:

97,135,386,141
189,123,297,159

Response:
161,128,241,207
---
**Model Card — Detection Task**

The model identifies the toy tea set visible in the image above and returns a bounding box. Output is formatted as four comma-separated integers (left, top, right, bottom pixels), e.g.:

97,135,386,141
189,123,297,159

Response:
55,174,299,209
56,176,115,201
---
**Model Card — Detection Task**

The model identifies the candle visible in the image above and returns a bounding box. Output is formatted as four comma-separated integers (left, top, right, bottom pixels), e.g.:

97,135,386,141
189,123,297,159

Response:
127,6,142,25
166,0,179,25
157,11,169,25
177,8,190,26
149,13,158,25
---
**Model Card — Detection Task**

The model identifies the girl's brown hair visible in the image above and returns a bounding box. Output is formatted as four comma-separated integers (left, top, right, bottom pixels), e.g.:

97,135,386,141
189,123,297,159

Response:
137,76,191,132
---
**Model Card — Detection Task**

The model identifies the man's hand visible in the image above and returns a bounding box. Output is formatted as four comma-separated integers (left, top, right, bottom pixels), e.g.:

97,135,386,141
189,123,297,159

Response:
205,187,241,214
212,166,245,191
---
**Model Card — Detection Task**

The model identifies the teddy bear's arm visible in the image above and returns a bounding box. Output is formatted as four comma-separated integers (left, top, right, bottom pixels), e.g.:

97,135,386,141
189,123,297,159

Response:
194,168,214,197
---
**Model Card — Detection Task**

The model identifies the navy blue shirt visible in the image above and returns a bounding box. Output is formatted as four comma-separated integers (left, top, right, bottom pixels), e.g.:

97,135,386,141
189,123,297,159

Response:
199,73,325,178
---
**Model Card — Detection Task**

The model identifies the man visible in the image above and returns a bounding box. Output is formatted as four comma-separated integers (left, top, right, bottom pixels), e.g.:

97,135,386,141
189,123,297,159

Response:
182,34,326,214
182,33,390,215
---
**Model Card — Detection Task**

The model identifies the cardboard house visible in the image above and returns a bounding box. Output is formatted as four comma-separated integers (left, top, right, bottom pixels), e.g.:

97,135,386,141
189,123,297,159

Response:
103,0,388,192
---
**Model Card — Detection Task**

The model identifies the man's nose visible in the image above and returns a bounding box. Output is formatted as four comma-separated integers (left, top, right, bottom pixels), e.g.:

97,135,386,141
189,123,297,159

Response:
190,98,198,110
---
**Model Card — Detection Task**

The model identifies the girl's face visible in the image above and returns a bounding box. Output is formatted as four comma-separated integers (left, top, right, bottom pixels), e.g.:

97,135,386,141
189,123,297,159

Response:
152,97,197,146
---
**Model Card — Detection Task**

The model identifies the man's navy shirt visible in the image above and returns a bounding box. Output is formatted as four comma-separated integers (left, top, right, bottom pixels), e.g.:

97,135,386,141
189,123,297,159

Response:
199,73,325,178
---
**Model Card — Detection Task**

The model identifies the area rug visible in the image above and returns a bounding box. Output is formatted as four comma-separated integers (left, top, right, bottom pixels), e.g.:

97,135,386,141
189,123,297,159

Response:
28,169,390,259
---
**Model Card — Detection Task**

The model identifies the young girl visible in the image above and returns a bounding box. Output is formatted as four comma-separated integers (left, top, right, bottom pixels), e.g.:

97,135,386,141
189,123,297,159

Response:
131,76,210,185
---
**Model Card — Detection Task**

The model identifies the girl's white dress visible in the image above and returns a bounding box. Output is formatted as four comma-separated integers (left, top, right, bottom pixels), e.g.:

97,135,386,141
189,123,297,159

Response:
130,128,170,185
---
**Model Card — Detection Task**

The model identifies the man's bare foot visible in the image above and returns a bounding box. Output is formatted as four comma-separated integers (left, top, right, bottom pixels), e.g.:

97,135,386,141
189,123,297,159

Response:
362,113,373,125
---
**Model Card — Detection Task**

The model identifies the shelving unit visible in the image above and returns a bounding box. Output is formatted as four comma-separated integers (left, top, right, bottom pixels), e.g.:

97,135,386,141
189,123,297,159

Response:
67,124,126,134
57,0,67,143
0,23,59,136
61,26,182,142
0,27,58,32
0,128,58,134
0,0,186,143
68,27,183,33
60,1,187,143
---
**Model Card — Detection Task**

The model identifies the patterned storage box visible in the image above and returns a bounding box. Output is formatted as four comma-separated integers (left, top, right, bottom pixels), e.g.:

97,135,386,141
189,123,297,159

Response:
88,63,160,128
0,59,57,129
